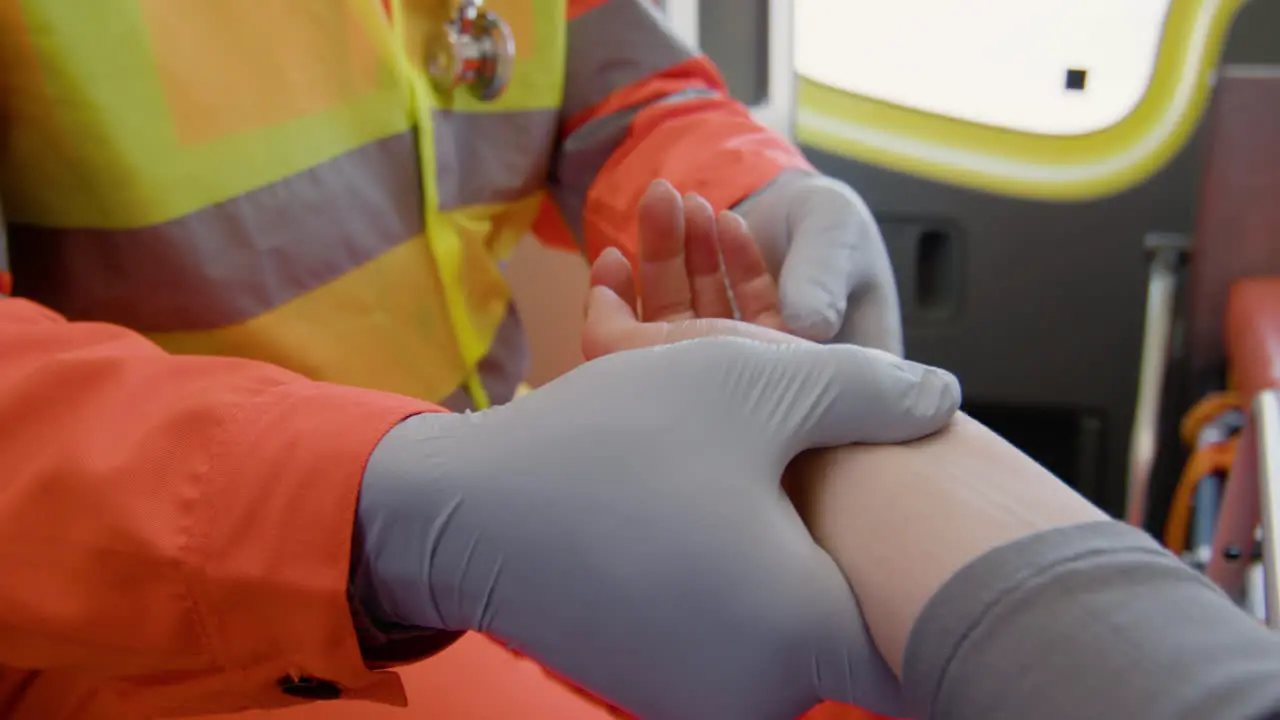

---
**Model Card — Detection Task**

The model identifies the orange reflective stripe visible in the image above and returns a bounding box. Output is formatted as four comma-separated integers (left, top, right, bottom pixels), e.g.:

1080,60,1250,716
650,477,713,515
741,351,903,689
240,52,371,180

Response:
12,132,419,331
141,0,384,146
3,0,409,229
563,0,698,121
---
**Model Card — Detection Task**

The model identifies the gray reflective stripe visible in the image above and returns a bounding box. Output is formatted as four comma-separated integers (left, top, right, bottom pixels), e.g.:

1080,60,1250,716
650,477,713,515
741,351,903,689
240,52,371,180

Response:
9,107,556,331
439,304,529,411
11,132,423,331
549,88,718,246
433,108,558,211
548,106,642,247
564,0,699,119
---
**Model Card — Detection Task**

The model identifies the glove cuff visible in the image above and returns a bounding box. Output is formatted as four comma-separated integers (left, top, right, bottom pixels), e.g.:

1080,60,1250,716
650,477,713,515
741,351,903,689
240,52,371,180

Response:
349,528,466,666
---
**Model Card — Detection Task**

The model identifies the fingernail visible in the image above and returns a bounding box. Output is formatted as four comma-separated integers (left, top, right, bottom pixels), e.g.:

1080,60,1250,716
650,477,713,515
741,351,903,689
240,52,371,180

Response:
649,178,676,194
685,192,712,211
717,210,746,230
780,307,839,342
910,367,962,418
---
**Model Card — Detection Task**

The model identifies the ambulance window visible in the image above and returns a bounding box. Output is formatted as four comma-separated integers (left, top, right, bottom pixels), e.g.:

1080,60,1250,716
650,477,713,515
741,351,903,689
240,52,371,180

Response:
699,0,771,106
794,0,1172,136
794,0,1242,200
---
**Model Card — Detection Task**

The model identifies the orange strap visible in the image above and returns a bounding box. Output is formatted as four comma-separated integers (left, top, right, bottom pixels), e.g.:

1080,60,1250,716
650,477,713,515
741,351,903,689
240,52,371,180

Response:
1179,391,1242,445
1163,392,1244,554
1163,438,1237,554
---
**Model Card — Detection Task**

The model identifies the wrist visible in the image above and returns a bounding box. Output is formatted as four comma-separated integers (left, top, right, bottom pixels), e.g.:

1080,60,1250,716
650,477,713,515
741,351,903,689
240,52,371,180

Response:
347,540,464,666
355,411,477,632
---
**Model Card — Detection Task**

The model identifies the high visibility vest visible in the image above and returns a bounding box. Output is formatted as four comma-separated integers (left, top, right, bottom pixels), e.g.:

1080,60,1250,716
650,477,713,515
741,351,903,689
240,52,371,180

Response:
0,0,568,410
0,5,848,717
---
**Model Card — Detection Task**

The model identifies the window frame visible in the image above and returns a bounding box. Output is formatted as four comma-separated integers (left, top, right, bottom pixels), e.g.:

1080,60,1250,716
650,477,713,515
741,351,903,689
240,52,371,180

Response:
795,0,1247,200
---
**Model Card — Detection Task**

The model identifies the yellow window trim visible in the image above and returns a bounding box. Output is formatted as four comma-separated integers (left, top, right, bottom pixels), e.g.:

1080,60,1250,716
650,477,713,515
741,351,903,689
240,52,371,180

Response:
796,0,1248,201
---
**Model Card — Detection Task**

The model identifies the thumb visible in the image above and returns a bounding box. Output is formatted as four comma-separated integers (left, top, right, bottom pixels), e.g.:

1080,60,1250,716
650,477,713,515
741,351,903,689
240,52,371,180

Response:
588,246,638,312
582,284,646,361
743,342,961,455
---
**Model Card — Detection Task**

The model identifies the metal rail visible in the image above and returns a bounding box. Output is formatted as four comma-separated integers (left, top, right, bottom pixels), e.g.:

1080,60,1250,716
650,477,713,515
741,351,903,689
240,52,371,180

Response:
1253,389,1280,628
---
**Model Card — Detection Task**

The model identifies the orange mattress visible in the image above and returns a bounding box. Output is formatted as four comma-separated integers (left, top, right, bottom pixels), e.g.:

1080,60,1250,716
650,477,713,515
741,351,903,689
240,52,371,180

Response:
228,633,889,720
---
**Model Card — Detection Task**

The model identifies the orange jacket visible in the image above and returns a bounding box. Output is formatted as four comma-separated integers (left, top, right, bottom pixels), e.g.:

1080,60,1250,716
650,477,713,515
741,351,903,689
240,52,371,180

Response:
0,1,880,719
0,266,884,720
0,298,433,717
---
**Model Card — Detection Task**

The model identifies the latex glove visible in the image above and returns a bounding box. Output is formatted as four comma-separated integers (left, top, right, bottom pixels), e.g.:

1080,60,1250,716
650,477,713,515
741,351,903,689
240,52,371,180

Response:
356,339,959,720
734,170,903,354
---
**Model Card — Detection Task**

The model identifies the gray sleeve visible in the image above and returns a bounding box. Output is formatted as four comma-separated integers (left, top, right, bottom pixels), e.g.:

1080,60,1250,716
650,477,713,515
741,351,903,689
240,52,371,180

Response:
903,520,1280,720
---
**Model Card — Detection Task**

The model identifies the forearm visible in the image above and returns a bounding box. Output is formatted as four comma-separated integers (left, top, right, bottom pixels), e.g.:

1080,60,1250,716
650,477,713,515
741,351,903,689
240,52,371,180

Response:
789,413,1280,720
546,0,809,259
787,412,1105,672
0,297,429,714
580,184,1280,717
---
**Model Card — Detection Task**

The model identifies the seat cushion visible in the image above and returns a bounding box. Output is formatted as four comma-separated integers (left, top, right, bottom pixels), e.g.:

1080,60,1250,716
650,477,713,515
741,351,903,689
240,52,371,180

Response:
1226,277,1280,396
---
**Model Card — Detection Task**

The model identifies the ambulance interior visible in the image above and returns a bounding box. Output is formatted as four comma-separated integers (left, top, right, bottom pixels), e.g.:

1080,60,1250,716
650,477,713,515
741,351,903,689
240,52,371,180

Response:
509,0,1280,621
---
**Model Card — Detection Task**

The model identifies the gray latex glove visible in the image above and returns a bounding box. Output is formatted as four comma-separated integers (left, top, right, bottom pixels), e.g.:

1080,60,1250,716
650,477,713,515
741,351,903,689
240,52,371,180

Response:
735,170,904,355
357,337,960,719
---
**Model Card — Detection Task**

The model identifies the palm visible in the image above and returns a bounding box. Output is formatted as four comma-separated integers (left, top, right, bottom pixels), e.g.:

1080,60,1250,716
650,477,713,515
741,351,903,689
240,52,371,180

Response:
583,180,803,359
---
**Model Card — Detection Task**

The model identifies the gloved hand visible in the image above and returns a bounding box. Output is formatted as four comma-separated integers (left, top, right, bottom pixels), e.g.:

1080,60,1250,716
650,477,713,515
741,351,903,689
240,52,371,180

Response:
356,339,959,720
734,170,903,354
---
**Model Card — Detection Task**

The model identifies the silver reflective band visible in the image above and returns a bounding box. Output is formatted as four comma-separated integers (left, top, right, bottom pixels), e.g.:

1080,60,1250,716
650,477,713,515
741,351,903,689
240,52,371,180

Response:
427,0,515,101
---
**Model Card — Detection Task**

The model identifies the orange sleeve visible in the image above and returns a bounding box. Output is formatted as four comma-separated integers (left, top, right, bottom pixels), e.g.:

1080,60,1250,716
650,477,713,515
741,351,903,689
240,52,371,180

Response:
535,0,813,261
0,296,441,716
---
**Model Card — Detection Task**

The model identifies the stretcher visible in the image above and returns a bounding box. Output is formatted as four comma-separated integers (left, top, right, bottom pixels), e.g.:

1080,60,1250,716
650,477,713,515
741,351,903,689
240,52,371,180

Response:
1130,66,1280,624
1205,279,1280,625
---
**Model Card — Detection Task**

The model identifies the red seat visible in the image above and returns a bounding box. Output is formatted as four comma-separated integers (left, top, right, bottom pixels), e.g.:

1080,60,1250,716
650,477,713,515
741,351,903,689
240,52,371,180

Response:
1226,278,1280,397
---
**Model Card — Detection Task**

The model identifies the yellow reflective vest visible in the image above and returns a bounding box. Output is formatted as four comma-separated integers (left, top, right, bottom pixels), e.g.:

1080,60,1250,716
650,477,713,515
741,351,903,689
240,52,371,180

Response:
0,0,809,410
0,2,828,718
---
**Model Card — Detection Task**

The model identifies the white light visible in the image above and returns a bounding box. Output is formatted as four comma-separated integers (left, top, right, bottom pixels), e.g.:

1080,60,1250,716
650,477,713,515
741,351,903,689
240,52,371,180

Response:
794,0,1172,136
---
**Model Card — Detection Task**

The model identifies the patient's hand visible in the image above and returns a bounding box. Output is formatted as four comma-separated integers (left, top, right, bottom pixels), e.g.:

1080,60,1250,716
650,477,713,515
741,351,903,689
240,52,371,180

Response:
582,179,805,358
580,181,1106,689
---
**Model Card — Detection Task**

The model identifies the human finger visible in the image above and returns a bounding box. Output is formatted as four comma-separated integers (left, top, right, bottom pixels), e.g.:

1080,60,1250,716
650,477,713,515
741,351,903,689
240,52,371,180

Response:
589,246,638,314
718,210,788,331
637,180,695,322
683,193,735,320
